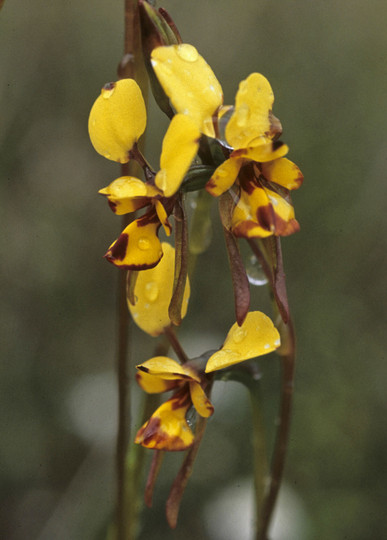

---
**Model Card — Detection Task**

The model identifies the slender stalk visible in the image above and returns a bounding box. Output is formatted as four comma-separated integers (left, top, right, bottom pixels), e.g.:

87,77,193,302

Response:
249,383,270,526
163,325,189,364
165,415,208,528
256,319,295,540
115,2,147,539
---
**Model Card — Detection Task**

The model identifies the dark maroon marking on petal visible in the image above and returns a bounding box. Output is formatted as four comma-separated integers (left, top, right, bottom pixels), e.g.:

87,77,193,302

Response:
170,390,191,410
232,220,266,238
103,81,116,91
230,148,245,158
107,233,129,261
237,163,256,192
104,258,163,271
272,140,285,151
136,415,192,451
138,366,150,373
268,111,282,139
257,204,275,231
107,199,118,213
274,216,300,237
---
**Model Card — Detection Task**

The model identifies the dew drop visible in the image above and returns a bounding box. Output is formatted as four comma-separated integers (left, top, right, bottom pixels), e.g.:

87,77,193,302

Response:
246,255,268,287
216,167,229,178
103,152,112,159
176,44,199,63
144,281,159,302
236,104,250,127
232,327,247,344
137,237,151,251
102,84,115,99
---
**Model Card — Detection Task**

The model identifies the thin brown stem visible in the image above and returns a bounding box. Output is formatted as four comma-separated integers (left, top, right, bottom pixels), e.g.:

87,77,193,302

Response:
115,2,145,539
163,325,189,364
165,415,208,528
256,319,295,540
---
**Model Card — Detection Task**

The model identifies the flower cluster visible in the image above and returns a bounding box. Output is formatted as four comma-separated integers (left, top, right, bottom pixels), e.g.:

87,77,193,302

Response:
88,0,302,489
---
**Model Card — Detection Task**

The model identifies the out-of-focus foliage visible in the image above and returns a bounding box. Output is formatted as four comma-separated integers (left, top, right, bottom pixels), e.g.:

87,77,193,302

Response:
1,1,386,539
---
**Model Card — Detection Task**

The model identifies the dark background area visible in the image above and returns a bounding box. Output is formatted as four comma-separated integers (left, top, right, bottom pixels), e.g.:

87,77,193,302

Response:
1,1,386,538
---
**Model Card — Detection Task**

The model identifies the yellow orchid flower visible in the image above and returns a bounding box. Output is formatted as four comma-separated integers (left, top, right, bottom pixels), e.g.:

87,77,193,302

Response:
128,242,190,336
151,45,303,238
135,357,214,451
96,110,201,270
135,311,279,451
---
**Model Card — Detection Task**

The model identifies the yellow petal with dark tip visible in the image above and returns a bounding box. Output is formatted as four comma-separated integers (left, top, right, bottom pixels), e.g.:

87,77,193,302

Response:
260,158,304,191
104,218,162,270
189,382,214,418
263,187,300,236
205,311,280,372
136,370,178,394
99,176,149,215
226,73,275,149
155,200,172,236
231,183,274,238
137,356,200,382
232,141,289,163
155,114,200,197
151,44,223,131
135,392,194,451
206,157,244,197
88,79,146,163
128,242,190,336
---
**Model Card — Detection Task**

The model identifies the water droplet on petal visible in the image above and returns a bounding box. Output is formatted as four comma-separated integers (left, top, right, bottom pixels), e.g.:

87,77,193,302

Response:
176,44,199,63
232,327,247,344
246,255,268,287
236,104,250,127
138,237,151,251
144,281,159,302
104,152,112,159
102,83,115,99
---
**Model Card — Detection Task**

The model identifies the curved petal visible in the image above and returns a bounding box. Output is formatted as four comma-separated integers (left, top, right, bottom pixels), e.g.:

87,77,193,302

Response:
104,215,162,270
232,141,289,163
156,114,200,197
135,392,194,451
137,356,200,383
189,382,214,418
128,242,190,336
260,158,303,191
155,200,172,236
99,176,149,215
226,73,276,150
136,370,178,394
205,311,280,372
262,186,300,236
206,157,244,197
88,79,146,163
151,44,223,131
231,183,274,238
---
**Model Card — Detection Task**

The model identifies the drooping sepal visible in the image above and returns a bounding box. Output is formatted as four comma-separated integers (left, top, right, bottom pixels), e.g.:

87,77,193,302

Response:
128,242,190,336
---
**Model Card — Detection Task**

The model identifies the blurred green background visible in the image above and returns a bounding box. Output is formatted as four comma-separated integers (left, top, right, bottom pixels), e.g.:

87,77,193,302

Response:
1,1,386,539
